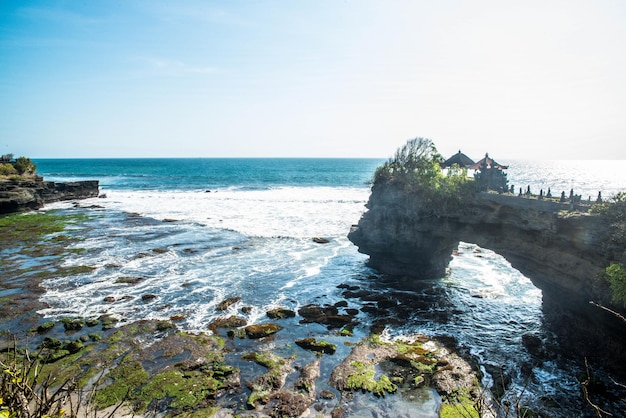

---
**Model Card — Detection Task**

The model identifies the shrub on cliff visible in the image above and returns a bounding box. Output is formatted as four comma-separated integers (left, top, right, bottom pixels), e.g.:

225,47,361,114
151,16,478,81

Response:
0,156,36,178
373,138,474,213
591,192,626,264
13,157,36,175
590,191,626,222
0,163,18,176
604,263,626,307
374,138,442,185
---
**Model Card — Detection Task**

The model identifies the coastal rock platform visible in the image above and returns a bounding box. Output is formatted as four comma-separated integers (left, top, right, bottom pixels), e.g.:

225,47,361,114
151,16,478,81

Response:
0,179,100,213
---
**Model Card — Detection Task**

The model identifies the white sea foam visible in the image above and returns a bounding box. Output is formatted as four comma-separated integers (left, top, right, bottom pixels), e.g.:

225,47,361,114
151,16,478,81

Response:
40,186,371,331
91,186,369,239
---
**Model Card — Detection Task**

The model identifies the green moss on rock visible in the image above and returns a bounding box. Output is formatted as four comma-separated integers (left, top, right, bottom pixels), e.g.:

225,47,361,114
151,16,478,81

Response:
373,374,398,397
295,337,337,354
244,323,283,339
63,318,85,331
139,370,222,411
93,360,150,410
439,389,480,418
36,321,55,333
266,307,296,319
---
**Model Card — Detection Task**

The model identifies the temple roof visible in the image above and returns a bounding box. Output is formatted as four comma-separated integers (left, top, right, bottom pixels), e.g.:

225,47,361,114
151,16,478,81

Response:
468,153,508,170
441,150,475,168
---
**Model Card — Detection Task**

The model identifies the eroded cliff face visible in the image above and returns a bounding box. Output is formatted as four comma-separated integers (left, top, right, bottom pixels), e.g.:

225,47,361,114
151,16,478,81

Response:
349,182,625,306
0,180,100,213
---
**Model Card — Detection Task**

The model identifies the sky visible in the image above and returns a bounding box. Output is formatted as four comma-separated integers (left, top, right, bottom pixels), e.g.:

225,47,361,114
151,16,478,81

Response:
1,0,625,159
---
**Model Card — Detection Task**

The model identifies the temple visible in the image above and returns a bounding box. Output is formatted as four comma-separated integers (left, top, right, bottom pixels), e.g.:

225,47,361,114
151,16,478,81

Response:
440,150,475,169
440,151,509,193
469,153,509,192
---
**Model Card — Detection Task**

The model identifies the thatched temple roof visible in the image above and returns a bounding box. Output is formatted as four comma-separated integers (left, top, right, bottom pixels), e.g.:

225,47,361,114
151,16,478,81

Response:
469,153,508,170
441,150,475,168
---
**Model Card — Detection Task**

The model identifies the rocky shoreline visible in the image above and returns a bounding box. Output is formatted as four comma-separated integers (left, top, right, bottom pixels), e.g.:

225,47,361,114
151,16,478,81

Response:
3,180,625,416
0,178,100,213
1,207,489,417
1,236,484,417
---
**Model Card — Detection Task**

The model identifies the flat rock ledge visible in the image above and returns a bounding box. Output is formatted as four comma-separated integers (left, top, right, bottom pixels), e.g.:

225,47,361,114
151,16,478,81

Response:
0,179,100,213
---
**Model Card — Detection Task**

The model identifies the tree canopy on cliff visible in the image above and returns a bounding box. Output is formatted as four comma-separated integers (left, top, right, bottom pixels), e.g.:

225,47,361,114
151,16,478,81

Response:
0,156,36,179
604,263,626,308
373,138,474,213
592,192,626,307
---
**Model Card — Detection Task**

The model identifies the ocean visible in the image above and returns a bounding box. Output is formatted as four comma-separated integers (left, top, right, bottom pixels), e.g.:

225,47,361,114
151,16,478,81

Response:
32,157,626,416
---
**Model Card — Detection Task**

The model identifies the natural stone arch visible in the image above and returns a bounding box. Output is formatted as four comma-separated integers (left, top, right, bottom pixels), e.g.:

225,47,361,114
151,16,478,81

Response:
348,185,620,304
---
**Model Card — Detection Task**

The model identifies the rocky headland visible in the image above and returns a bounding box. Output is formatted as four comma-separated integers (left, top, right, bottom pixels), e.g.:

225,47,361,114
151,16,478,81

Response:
348,183,625,307
0,178,100,213
347,139,626,394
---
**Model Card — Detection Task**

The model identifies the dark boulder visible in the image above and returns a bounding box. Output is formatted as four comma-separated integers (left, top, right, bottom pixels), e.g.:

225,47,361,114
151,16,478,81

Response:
295,338,337,355
217,296,241,311
267,307,296,319
244,323,283,339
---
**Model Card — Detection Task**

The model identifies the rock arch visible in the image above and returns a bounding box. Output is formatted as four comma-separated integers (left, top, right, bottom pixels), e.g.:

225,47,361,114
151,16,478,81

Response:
348,185,622,304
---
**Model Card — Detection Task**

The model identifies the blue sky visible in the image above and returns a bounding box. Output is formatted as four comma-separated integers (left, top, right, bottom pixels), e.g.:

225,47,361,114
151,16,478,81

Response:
1,1,625,159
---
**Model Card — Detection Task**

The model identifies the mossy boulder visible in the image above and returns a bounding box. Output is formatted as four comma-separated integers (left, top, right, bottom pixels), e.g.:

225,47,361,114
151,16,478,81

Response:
39,337,63,349
64,339,84,354
208,315,247,333
37,321,55,333
242,352,295,408
244,323,283,339
299,304,336,320
343,361,397,397
340,326,354,337
377,299,398,309
266,307,296,319
62,318,85,331
99,314,119,329
324,314,353,328
295,337,337,355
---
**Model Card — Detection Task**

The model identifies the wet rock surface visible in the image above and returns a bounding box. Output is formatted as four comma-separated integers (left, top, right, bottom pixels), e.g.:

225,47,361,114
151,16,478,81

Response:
266,307,296,319
0,179,99,213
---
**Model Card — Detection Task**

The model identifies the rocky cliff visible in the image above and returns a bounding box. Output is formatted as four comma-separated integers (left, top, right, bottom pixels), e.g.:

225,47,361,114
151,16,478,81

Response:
0,179,100,213
349,182,626,307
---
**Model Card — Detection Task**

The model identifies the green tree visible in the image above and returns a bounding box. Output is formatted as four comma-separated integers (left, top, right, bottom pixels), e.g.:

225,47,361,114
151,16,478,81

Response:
13,156,36,175
374,137,443,184
591,192,626,266
0,163,18,176
605,263,626,307
373,138,474,213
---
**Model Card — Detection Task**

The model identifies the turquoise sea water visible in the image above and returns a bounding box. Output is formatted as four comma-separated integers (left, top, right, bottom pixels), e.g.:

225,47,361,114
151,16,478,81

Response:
35,158,383,190
31,158,626,417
